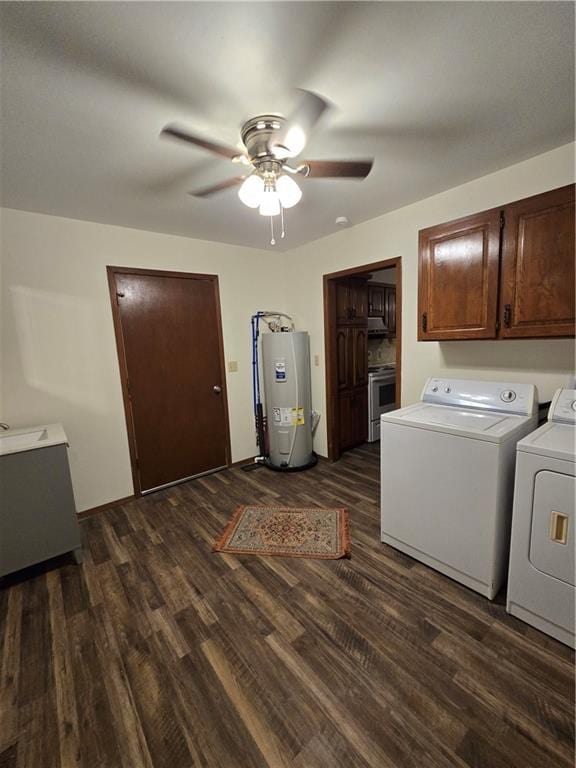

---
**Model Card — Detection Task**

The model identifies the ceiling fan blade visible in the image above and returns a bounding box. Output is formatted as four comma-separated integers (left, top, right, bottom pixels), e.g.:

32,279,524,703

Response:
161,124,241,161
302,159,374,179
188,176,245,198
270,89,330,159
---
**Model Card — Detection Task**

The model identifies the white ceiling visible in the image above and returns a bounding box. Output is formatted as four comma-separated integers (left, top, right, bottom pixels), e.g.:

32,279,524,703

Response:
1,2,573,251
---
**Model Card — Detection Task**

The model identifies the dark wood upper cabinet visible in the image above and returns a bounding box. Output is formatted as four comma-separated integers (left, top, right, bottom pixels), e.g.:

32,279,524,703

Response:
418,209,501,341
500,184,575,338
368,285,386,317
382,286,396,337
335,277,368,325
418,184,575,341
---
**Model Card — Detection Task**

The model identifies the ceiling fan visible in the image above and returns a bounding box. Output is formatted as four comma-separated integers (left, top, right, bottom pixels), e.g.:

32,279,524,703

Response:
160,90,373,244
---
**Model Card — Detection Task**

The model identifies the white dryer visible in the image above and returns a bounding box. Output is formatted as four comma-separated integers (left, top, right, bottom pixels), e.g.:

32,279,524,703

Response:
380,378,537,599
507,388,575,648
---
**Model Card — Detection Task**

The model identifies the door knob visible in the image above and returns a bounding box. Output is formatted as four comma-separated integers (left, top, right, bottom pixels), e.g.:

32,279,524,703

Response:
213,385,222,394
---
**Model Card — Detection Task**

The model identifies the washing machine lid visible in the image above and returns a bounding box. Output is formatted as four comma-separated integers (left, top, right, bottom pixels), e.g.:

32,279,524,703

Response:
381,402,535,443
517,421,575,462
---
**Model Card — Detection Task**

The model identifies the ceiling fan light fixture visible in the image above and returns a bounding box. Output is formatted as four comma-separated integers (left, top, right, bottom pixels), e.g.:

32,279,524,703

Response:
238,174,264,208
259,186,281,217
276,174,302,208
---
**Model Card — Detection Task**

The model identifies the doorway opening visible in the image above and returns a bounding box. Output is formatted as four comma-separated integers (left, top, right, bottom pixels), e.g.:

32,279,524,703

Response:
107,266,231,496
323,257,402,462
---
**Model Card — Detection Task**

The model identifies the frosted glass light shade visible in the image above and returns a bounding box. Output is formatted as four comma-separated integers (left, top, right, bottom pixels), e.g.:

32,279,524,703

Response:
259,189,280,216
238,174,264,208
276,175,302,208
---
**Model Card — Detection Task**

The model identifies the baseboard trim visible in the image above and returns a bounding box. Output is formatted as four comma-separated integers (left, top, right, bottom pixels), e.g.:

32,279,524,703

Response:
77,452,328,518
77,495,135,520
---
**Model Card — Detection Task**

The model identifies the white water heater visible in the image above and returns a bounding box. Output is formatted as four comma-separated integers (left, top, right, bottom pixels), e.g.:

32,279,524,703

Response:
261,331,315,469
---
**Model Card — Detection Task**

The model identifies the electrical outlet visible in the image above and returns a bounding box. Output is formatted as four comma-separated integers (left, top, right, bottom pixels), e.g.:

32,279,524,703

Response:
227,361,238,373
314,354,320,367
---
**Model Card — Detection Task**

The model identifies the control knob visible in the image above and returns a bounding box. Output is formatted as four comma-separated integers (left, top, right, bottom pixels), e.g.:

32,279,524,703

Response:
500,390,516,403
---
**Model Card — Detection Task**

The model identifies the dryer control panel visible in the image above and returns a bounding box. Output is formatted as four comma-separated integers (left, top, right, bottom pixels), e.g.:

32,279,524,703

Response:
549,389,576,424
421,378,537,415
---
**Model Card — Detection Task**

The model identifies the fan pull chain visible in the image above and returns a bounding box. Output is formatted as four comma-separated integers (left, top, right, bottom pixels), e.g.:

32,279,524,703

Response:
280,205,286,239
270,216,276,246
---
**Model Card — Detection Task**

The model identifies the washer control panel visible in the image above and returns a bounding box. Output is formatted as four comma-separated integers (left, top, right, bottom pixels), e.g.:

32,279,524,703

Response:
422,378,537,415
549,388,576,424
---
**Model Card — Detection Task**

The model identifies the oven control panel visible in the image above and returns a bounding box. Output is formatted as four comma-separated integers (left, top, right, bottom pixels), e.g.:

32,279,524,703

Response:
422,378,537,416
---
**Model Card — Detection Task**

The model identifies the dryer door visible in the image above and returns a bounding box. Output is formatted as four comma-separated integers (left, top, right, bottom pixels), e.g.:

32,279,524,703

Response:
529,470,575,586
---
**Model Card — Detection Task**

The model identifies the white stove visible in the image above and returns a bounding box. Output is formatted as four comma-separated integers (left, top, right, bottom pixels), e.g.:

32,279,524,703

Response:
368,364,396,442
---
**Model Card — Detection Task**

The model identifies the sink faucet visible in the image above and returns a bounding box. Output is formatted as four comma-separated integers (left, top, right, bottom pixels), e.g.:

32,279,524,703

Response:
0,423,10,431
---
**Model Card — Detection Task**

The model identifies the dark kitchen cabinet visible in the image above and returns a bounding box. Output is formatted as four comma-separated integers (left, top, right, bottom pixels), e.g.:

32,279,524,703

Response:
369,283,397,337
335,326,368,390
368,284,386,317
334,277,369,453
382,286,396,337
338,387,368,451
335,277,368,325
418,184,575,341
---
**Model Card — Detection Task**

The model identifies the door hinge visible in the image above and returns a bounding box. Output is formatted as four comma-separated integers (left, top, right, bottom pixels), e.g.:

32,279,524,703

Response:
495,319,500,332
503,304,512,328
422,312,428,333
499,211,505,230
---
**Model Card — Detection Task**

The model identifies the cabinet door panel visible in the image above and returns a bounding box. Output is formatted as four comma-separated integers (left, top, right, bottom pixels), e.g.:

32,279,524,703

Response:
382,286,396,336
336,327,352,391
350,278,368,323
352,327,368,387
500,184,575,338
351,388,368,445
338,392,353,451
335,281,351,324
418,210,500,340
368,285,385,317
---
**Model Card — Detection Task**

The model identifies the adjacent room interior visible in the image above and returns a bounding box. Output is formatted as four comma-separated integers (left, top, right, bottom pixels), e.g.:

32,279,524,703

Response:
0,3,575,767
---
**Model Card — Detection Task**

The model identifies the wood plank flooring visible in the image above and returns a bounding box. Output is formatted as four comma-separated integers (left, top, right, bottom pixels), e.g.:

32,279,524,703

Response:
1,444,574,767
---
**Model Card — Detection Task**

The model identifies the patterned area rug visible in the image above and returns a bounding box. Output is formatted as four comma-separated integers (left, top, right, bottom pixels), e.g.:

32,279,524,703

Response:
213,505,350,560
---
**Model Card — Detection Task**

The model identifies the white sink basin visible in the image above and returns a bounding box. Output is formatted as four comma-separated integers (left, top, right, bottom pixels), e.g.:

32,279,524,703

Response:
0,423,68,456
0,429,48,450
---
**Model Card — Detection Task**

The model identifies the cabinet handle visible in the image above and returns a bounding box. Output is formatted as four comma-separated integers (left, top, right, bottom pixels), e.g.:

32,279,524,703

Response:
503,304,512,328
422,312,428,333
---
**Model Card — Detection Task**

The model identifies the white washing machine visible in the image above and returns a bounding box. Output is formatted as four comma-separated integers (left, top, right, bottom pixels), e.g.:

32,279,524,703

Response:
506,388,575,648
380,378,538,599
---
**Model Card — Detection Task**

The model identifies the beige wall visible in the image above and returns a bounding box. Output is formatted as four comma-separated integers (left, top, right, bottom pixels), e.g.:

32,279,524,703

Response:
0,209,282,511
1,142,574,510
283,143,576,457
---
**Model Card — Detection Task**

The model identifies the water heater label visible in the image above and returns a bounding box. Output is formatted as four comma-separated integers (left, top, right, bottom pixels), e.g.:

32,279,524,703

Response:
276,407,304,426
274,358,287,382
292,407,305,425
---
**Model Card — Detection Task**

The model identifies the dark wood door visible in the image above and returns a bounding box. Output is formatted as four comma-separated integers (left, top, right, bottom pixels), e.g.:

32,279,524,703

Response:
368,285,386,317
500,184,575,338
109,268,229,494
418,209,501,340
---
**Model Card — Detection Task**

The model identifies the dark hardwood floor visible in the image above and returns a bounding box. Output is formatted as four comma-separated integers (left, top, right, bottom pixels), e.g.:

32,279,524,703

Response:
0,444,574,767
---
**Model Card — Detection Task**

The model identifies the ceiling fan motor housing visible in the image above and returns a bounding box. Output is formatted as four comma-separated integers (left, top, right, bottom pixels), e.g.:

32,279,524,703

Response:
241,115,286,164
